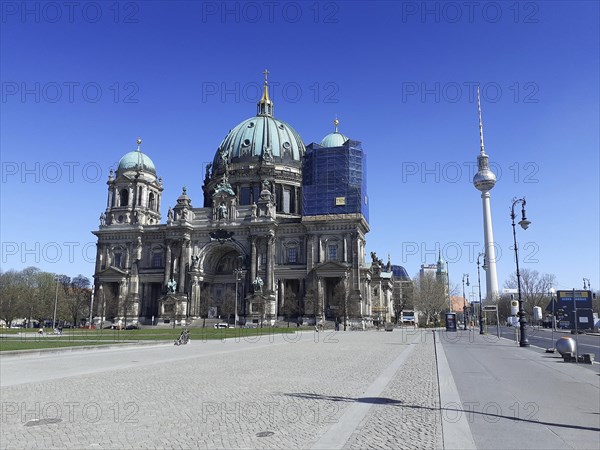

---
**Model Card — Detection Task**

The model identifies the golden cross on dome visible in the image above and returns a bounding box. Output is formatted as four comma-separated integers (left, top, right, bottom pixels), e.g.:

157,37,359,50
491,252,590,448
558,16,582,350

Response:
263,69,270,84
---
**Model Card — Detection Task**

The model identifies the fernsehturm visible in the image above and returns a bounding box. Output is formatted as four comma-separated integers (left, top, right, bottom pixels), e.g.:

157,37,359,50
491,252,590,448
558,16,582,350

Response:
472,87,499,301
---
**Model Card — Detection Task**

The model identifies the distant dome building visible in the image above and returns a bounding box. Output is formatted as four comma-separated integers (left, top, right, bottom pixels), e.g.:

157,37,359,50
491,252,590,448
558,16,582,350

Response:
92,72,398,328
391,265,410,280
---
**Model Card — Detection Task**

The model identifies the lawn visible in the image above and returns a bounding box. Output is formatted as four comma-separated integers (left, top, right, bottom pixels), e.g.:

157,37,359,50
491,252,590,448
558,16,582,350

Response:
0,327,302,352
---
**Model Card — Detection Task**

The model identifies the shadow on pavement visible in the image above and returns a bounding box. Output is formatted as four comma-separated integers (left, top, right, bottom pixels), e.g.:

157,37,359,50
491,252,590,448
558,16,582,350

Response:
284,392,600,433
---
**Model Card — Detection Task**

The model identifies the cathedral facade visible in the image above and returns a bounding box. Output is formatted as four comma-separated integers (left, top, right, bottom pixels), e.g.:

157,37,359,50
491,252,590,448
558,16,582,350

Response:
92,74,405,326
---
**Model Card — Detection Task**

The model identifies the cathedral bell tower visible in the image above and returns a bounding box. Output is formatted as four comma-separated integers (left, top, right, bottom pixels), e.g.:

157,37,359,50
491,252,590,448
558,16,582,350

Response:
101,138,163,227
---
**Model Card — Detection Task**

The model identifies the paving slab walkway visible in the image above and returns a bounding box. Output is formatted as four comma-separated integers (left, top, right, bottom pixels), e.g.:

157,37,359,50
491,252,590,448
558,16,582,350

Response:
438,329,600,450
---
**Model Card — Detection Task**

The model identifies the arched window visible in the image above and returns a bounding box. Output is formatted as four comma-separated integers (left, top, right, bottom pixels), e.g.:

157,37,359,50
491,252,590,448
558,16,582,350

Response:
328,245,338,261
114,250,123,268
152,251,163,267
120,189,129,206
138,186,142,205
149,192,155,210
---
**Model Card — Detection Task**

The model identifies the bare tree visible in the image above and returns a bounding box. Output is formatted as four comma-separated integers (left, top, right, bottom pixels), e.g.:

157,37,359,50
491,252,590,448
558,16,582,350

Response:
279,290,299,327
496,294,512,322
220,290,236,324
413,272,447,326
197,291,212,328
328,279,361,330
303,287,318,318
503,269,556,316
392,282,413,324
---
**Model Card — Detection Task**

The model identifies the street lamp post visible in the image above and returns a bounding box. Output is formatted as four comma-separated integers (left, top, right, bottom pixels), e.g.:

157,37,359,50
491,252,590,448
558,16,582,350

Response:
549,287,556,350
123,272,130,329
511,197,531,347
89,289,94,329
583,278,590,291
477,252,485,334
446,262,451,313
52,275,60,329
233,268,244,328
462,274,470,329
99,284,105,335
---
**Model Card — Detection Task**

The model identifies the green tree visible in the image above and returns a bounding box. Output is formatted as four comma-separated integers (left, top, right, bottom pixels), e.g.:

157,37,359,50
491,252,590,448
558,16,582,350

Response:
0,269,27,326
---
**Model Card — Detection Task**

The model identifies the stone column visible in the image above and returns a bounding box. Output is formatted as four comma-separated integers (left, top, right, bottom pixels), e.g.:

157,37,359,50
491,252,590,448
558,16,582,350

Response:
107,188,113,209
316,235,321,263
343,234,348,262
95,244,102,273
279,279,285,311
306,235,313,269
316,276,323,320
250,236,257,282
354,234,360,290
163,243,172,289
266,234,275,292
178,240,188,293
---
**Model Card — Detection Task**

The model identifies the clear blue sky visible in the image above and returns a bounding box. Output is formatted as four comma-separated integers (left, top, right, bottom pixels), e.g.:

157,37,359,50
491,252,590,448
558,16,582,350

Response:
1,1,598,295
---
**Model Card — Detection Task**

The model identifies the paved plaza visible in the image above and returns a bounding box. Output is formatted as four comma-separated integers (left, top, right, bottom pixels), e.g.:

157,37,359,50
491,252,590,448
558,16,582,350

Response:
1,328,599,449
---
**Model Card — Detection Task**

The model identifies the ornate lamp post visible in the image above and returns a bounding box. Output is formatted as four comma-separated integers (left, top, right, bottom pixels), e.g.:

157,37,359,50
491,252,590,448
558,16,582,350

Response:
549,287,556,350
89,289,94,329
233,268,245,328
583,278,590,291
511,197,531,347
462,274,470,329
477,252,485,334
52,275,60,329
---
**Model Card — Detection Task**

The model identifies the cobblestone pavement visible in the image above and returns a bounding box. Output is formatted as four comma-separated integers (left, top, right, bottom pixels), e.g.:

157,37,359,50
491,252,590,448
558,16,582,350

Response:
343,332,441,450
1,329,443,449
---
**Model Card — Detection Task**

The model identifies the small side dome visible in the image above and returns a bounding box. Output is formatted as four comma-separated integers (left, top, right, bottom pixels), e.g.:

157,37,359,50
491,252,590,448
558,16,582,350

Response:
320,118,348,147
320,132,348,147
117,139,156,175
391,265,410,280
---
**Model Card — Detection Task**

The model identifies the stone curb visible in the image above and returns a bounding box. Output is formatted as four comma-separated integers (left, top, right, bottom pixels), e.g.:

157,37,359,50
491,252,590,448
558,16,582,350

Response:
0,341,172,358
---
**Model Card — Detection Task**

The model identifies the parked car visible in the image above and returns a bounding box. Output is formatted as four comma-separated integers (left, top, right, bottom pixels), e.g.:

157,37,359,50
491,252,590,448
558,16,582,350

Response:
214,323,229,329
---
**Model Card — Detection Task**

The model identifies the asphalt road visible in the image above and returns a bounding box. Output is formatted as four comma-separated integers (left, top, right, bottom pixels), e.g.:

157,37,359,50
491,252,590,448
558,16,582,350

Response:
496,325,600,361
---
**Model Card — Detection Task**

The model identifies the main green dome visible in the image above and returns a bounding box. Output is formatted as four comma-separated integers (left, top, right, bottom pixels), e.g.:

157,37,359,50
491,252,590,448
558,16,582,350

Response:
117,140,156,175
212,76,305,170
213,116,305,167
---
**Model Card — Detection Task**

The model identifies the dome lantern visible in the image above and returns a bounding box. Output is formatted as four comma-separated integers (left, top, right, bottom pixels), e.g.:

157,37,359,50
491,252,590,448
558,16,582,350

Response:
257,68,274,117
